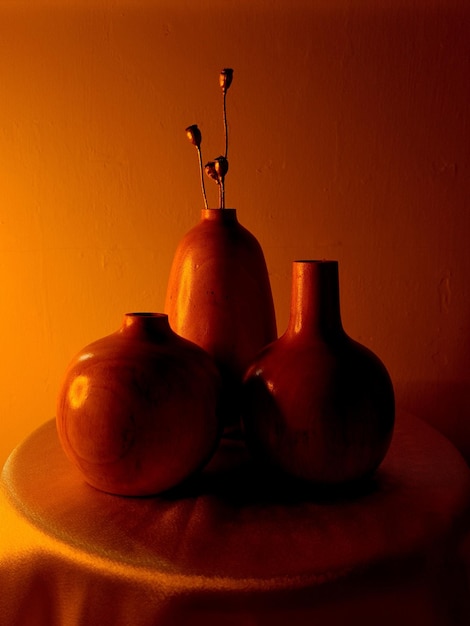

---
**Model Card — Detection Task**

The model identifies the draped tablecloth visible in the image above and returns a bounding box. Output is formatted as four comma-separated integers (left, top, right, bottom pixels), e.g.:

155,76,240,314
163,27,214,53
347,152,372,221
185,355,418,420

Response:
0,412,469,626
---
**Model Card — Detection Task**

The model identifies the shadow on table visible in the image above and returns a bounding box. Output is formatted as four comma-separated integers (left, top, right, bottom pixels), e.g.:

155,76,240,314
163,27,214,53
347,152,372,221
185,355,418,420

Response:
160,436,384,506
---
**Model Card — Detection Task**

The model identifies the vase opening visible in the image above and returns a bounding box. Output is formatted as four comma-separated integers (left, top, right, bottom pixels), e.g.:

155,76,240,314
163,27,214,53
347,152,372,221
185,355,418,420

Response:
125,312,167,319
201,208,238,222
294,259,337,265
122,312,171,338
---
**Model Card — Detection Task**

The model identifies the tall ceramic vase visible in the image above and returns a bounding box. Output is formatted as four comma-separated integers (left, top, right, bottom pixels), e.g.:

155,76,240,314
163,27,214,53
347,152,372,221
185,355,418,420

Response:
241,260,395,486
56,312,221,496
164,208,277,433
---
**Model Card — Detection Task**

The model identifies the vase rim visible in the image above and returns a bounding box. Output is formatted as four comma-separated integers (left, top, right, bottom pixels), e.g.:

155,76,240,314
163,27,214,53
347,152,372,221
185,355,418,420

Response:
201,208,238,222
124,312,168,318
121,312,171,335
293,259,338,265
201,208,237,215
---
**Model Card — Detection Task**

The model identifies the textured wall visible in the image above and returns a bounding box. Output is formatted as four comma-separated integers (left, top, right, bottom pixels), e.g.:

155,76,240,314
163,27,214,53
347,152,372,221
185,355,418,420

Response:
0,0,469,464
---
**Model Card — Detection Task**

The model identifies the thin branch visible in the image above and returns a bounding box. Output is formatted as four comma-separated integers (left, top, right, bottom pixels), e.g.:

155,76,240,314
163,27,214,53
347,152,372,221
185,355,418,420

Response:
223,91,228,159
220,178,225,209
197,147,208,209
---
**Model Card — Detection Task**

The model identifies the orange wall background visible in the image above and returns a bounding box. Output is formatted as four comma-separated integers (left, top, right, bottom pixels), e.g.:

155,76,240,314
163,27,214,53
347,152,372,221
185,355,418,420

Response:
1,0,469,466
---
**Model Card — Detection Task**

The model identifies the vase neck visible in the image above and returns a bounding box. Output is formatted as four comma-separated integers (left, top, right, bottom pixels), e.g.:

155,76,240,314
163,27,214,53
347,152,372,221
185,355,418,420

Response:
286,261,344,339
200,208,238,223
120,313,173,341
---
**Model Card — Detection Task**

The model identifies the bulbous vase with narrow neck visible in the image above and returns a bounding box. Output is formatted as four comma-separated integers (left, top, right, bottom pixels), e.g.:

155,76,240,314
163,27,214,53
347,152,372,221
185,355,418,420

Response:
56,312,221,496
164,208,277,434
241,260,395,486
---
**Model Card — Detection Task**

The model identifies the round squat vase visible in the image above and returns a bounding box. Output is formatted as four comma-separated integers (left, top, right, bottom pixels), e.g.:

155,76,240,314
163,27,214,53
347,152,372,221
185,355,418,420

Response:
241,260,395,486
56,313,221,496
164,208,277,433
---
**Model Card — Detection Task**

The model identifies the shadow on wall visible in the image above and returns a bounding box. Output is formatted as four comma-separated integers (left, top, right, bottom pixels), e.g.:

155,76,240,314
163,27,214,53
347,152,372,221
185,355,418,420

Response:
402,381,470,464
401,291,470,464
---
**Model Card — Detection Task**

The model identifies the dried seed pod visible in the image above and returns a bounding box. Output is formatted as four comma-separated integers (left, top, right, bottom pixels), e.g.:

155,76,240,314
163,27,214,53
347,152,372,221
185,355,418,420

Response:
185,124,202,148
214,155,229,179
204,161,219,184
219,68,234,94
185,124,208,209
185,68,234,208
213,156,228,209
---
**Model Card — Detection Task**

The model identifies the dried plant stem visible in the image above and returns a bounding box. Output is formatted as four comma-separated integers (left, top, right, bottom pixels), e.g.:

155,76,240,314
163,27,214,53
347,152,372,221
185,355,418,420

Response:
220,180,225,209
197,147,208,209
223,91,228,160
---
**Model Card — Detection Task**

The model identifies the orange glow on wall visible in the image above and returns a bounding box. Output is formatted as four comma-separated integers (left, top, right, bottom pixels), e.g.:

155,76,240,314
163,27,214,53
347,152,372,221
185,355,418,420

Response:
0,1,469,464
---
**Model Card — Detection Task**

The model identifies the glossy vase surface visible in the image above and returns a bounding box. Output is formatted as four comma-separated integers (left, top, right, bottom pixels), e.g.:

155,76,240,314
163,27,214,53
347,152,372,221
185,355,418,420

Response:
164,208,277,432
56,313,221,496
242,260,395,486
